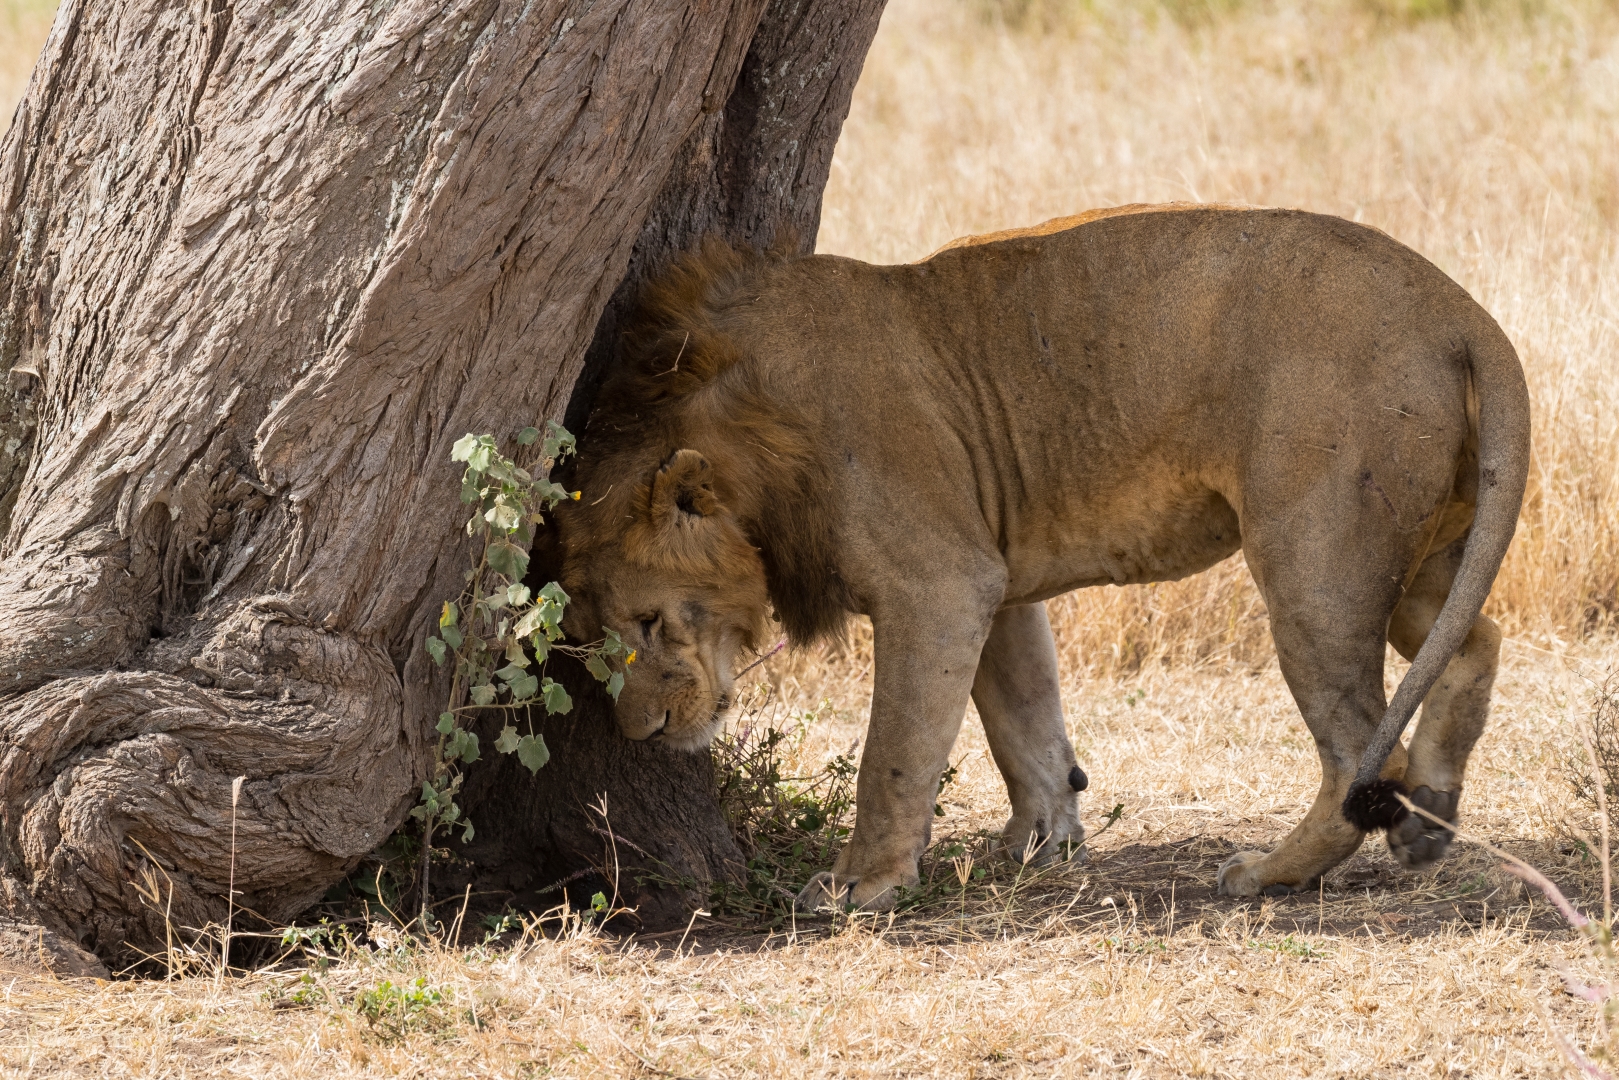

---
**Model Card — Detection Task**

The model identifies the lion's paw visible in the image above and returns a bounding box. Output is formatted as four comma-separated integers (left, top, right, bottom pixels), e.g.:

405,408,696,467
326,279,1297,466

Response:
1217,851,1320,897
1216,851,1267,896
794,872,851,914
793,872,903,914
1000,814,1086,868
1387,785,1459,870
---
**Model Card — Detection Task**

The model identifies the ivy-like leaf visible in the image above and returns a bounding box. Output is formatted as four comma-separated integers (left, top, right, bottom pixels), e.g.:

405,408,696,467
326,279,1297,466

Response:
529,634,550,662
494,725,520,755
441,624,464,650
516,733,550,773
461,820,475,843
606,671,624,702
542,679,572,715
425,636,446,665
600,626,626,657
486,539,529,580
440,601,459,629
585,654,612,683
494,663,526,685
486,499,521,532
452,434,496,473
533,476,563,500
436,712,456,735
470,683,497,707
541,421,576,462
539,582,570,608
506,583,531,607
457,730,480,765
507,672,539,701
517,426,540,445
504,636,529,668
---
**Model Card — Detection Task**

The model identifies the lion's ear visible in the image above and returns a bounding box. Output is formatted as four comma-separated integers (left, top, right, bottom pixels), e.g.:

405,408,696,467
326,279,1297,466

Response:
628,448,758,575
649,449,723,524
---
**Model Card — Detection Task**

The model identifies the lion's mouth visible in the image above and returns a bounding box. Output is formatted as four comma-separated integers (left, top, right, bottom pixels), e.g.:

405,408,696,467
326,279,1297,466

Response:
648,710,671,739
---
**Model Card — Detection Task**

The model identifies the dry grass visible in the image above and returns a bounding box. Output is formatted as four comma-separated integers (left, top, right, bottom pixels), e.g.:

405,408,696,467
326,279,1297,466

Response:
5,0,1619,1076
0,0,51,127
5,641,1616,1077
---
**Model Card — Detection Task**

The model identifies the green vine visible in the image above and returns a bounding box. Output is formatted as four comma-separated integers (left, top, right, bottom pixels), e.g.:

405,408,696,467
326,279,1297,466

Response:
413,422,631,926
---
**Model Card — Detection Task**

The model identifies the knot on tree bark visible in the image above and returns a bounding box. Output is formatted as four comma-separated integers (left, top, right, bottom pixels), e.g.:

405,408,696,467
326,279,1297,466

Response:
0,598,421,964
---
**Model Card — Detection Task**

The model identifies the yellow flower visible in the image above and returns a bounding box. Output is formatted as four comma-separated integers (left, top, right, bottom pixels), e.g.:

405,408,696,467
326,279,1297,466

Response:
571,490,582,500
626,650,637,665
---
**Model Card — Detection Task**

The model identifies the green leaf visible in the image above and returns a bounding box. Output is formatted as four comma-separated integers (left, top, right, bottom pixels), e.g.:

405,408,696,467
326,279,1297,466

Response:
461,820,475,844
534,478,570,506
486,539,529,580
494,663,527,685
440,601,459,628
441,624,464,649
425,636,446,665
541,421,576,462
513,609,543,637
542,679,572,715
590,891,607,913
506,583,531,607
585,654,612,683
529,634,550,662
457,730,480,764
600,627,626,657
470,683,497,707
486,499,521,532
606,671,624,702
517,426,540,446
504,635,530,668
436,712,456,735
539,582,570,608
507,672,538,701
516,733,550,773
452,434,496,473
494,725,520,755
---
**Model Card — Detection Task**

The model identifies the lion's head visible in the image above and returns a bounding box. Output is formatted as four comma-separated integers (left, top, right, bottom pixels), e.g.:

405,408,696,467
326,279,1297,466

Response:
555,240,854,749
558,447,770,749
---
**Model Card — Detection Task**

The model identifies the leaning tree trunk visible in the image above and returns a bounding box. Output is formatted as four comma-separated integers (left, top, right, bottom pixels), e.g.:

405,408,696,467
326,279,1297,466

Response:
0,0,884,965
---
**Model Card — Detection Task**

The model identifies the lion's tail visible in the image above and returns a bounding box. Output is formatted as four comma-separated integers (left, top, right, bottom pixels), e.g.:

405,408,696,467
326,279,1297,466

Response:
1341,311,1532,833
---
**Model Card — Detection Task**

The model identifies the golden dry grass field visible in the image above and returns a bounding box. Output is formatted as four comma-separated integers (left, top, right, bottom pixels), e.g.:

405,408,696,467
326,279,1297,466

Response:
4,0,1619,1076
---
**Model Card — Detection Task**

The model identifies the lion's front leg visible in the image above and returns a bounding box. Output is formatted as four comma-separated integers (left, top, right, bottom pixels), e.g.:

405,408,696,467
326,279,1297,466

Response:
795,607,992,913
973,604,1086,865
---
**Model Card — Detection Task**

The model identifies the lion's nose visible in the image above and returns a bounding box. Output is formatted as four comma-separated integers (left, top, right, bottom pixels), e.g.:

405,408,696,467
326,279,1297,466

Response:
648,710,670,739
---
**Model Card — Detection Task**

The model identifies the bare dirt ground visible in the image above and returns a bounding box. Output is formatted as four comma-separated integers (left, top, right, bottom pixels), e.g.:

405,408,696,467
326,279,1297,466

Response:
4,0,1619,1075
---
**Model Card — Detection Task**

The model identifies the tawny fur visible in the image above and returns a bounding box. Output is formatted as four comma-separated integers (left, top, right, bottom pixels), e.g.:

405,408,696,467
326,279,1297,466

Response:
555,205,1530,907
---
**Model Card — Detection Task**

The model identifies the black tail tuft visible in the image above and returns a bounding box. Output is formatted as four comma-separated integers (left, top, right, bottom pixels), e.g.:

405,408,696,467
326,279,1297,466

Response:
1342,779,1411,833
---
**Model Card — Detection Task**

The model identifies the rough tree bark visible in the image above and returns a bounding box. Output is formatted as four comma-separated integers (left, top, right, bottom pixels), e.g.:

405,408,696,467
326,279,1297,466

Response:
0,0,884,966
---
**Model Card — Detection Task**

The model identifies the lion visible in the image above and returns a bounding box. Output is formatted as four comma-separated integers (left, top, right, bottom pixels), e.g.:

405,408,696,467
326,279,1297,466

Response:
555,203,1530,910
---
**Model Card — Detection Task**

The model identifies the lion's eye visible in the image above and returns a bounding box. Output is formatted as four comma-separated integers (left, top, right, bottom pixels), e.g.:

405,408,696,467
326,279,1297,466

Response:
639,614,660,641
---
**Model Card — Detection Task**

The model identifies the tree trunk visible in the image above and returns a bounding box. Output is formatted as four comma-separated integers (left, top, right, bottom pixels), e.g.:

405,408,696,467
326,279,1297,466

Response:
0,0,883,965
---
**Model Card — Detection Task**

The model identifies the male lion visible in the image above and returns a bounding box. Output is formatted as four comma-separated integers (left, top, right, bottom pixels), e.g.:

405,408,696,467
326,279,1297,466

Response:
556,204,1530,909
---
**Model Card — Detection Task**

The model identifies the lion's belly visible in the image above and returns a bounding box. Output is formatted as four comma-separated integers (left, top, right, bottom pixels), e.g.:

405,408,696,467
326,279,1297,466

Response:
999,484,1242,606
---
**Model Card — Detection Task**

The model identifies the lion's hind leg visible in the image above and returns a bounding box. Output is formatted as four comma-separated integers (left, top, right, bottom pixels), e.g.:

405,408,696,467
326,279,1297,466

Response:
1384,534,1501,871
1216,507,1415,898
972,603,1087,866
